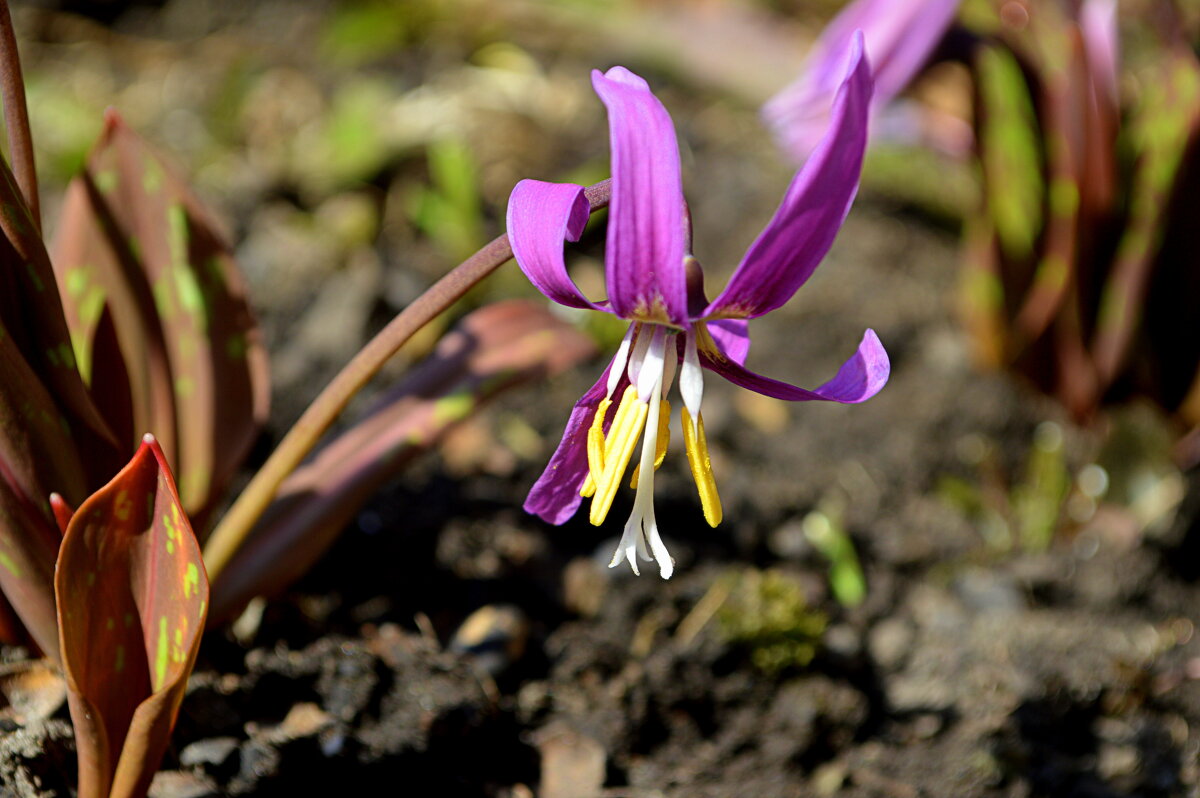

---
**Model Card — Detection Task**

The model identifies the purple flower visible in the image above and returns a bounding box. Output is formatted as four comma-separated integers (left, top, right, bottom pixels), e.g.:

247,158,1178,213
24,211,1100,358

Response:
764,0,960,163
507,32,889,579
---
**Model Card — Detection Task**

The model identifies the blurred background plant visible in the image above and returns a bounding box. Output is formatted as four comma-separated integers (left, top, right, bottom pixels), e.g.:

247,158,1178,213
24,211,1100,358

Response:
958,0,1200,442
769,0,1198,556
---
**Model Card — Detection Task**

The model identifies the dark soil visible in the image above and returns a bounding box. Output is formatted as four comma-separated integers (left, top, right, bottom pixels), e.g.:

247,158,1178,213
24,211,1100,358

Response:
3,2,1200,797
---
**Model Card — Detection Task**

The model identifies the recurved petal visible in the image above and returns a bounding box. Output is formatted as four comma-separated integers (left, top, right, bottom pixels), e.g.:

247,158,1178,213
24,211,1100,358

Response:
592,67,689,325
524,366,613,525
701,328,889,403
507,179,600,311
763,0,959,162
706,32,872,320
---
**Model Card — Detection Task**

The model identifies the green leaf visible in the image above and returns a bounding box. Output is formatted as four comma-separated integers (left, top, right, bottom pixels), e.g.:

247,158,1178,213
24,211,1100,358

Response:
56,435,208,798
208,300,594,623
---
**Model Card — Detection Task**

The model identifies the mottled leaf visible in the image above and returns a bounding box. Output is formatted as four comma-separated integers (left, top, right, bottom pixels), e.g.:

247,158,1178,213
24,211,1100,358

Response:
0,141,127,659
208,300,594,623
0,156,118,496
975,43,1043,264
0,315,83,660
52,111,269,523
1093,48,1200,387
1012,17,1089,350
958,215,1008,368
56,435,208,798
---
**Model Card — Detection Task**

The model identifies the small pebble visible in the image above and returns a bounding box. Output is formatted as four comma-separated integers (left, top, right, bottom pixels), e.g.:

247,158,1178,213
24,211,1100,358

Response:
823,623,861,659
868,618,914,671
1097,742,1139,779
179,736,239,773
147,770,220,798
450,604,529,675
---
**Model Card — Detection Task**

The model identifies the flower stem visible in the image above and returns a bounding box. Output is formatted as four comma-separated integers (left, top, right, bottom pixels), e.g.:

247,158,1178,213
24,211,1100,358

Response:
0,1,38,231
204,179,611,581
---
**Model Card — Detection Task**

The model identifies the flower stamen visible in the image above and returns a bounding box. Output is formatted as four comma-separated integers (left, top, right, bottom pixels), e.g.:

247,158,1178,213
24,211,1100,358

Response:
681,405,722,527
680,327,704,434
588,385,647,526
579,395,614,498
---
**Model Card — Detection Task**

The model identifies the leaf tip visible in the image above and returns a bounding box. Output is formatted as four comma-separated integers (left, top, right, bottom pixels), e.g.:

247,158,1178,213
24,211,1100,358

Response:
102,107,125,132
49,493,74,534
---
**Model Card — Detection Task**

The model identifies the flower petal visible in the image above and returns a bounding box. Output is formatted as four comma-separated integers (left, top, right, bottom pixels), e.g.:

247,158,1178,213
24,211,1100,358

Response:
707,319,750,365
701,329,889,403
592,67,689,325
706,32,872,320
524,365,612,525
507,179,601,311
763,0,960,163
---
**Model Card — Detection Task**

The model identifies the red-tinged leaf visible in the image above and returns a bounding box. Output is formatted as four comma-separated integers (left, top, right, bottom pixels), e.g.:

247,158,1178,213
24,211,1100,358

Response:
1092,47,1200,388
49,492,74,534
0,589,32,649
1010,17,1088,348
0,319,90,660
974,43,1044,265
56,435,209,798
208,300,594,623
52,111,269,523
957,216,1008,368
0,156,119,496
53,176,174,471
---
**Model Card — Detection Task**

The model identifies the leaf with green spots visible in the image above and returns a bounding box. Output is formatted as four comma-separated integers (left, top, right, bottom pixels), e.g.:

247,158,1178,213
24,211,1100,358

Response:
957,215,1009,368
1011,21,1092,352
208,300,594,623
0,141,121,504
0,315,96,660
51,110,269,525
1092,47,1200,389
55,435,208,798
975,43,1044,263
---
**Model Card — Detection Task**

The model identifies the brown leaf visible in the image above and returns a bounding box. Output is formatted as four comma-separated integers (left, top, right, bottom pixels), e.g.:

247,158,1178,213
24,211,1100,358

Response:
52,111,269,523
209,300,594,623
56,435,208,798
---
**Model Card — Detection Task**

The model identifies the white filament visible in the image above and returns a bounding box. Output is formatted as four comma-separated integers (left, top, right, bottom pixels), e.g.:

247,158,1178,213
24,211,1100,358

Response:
680,329,704,429
607,335,674,579
626,323,653,390
660,337,678,399
607,324,636,398
635,326,667,403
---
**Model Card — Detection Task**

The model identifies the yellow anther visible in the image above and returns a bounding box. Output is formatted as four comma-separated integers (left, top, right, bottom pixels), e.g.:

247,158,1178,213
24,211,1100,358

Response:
589,386,647,526
681,406,722,527
630,400,670,488
581,397,613,497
